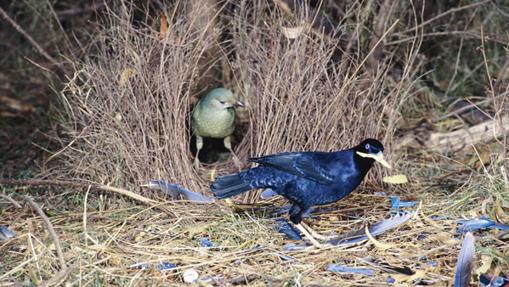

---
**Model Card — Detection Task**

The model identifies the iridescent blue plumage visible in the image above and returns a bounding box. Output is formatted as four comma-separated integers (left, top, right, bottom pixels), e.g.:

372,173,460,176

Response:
211,139,386,224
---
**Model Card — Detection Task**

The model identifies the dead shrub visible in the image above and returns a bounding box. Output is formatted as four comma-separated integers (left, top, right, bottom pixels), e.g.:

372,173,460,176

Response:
55,0,421,202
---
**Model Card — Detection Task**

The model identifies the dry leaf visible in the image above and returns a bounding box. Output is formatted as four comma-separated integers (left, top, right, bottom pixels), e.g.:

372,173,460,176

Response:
392,270,427,283
119,68,136,87
435,231,459,245
159,12,168,40
273,0,293,15
282,26,305,39
383,174,408,184
183,268,199,283
356,151,392,168
475,255,492,275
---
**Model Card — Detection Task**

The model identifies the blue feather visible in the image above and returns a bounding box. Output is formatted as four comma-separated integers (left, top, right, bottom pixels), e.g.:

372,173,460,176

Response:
326,264,375,276
328,212,413,246
454,232,475,287
146,180,214,203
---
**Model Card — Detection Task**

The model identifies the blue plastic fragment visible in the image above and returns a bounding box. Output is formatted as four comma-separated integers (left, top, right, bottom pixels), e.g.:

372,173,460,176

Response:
480,274,509,287
156,262,177,271
387,277,396,284
326,264,375,276
0,225,16,240
130,262,151,270
274,218,302,240
199,237,214,247
457,217,509,233
130,261,176,271
390,196,417,211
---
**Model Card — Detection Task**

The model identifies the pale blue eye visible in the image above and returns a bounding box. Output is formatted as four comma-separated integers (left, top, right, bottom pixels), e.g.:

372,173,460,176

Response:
365,144,370,150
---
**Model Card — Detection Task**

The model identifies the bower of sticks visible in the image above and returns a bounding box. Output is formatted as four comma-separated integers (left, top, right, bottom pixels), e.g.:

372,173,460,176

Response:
1,0,508,286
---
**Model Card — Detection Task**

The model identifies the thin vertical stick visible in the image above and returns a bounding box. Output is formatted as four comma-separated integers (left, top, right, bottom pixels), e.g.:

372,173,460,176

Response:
24,196,67,270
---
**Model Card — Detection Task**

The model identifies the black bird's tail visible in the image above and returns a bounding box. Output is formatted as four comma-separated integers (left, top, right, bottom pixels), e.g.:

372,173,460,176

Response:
210,172,252,199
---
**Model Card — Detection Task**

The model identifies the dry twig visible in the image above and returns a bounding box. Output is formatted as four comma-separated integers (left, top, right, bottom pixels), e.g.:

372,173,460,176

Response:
24,196,67,270
0,192,22,208
0,7,60,68
0,178,156,205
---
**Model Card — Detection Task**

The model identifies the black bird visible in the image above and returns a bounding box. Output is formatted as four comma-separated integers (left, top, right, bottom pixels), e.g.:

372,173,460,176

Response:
210,138,391,247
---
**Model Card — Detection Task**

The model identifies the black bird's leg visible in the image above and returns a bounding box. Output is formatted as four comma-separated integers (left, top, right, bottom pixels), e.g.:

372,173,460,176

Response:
289,204,326,248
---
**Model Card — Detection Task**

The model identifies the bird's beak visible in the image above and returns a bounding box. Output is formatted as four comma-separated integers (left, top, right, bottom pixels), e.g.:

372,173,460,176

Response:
234,100,245,107
356,151,392,168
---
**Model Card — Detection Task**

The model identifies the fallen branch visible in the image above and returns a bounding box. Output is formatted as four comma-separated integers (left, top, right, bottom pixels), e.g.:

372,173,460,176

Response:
0,179,156,205
24,196,67,270
396,115,509,152
0,7,60,68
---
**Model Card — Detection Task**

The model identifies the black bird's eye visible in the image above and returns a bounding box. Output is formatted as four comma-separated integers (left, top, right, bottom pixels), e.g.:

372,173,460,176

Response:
365,143,370,150
219,101,225,104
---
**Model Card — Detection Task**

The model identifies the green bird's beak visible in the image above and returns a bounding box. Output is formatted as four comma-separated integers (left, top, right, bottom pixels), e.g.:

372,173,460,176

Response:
356,151,391,168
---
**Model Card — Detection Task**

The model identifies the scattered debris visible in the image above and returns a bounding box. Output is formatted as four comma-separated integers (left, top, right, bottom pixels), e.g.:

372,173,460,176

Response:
480,273,509,287
453,232,475,287
142,180,214,203
281,25,305,39
199,237,214,248
130,261,177,272
274,218,302,240
0,225,15,240
383,174,408,184
326,263,375,276
182,268,199,283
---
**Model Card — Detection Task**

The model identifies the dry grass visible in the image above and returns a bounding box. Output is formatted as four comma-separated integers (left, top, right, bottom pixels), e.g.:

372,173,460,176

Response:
1,161,508,286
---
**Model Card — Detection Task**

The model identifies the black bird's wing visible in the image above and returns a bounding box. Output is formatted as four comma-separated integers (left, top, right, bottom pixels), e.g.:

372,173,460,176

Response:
249,152,336,185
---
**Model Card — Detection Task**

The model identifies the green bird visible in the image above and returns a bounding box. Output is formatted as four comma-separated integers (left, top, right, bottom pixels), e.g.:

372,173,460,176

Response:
192,88,244,168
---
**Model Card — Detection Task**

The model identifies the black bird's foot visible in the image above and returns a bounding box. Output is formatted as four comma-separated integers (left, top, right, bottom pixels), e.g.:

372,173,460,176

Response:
295,223,330,249
300,222,336,241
